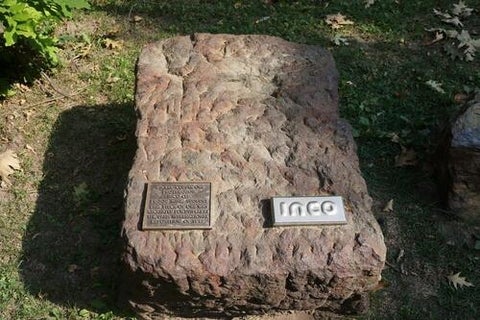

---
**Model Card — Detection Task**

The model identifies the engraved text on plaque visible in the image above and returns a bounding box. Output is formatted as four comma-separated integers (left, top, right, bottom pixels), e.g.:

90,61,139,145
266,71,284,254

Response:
143,182,211,230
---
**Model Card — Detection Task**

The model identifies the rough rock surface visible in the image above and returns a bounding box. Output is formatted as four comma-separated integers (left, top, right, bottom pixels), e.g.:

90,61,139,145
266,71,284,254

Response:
120,33,386,318
440,93,480,224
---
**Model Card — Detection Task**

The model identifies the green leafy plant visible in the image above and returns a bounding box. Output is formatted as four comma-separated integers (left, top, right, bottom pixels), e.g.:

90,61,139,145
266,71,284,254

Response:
0,0,90,64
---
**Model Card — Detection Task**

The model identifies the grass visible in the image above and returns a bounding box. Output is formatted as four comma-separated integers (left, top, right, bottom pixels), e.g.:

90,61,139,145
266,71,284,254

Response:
1,0,480,319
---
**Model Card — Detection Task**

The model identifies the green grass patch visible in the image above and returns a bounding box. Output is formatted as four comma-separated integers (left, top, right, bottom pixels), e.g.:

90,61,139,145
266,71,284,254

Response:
1,0,479,319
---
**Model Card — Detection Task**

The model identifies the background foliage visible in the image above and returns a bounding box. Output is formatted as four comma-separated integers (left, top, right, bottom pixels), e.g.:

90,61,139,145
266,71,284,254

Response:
0,0,89,96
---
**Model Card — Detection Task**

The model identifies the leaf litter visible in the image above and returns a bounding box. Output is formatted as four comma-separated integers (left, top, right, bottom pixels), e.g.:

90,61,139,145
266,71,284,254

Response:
447,272,474,290
428,1,479,61
452,1,473,17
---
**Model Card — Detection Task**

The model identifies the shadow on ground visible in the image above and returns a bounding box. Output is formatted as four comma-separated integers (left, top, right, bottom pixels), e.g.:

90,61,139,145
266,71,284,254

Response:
20,103,137,315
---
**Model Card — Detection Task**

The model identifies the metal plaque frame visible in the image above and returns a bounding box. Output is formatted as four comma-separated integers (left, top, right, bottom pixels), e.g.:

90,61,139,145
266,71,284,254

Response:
142,182,212,230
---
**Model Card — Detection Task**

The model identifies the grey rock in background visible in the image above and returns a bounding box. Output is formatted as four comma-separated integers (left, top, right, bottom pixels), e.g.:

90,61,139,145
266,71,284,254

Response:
120,33,386,318
443,93,480,224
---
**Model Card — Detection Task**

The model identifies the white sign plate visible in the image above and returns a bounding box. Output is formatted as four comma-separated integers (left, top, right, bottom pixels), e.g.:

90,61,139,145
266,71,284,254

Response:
271,196,347,226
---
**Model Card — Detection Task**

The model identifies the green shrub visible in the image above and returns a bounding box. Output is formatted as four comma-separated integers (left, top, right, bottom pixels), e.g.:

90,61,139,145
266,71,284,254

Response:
0,0,90,65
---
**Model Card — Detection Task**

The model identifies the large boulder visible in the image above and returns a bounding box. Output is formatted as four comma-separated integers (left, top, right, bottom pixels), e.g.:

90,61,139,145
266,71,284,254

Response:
120,33,386,318
440,93,480,225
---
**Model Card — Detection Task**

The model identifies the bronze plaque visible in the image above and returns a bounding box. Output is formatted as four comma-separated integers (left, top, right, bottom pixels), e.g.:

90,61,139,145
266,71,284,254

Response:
142,182,211,230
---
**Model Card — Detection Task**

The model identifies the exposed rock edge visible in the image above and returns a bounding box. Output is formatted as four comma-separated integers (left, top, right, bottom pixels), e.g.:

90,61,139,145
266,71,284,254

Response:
439,93,480,225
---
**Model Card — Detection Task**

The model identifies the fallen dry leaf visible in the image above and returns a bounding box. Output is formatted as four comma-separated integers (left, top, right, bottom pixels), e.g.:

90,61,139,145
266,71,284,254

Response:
430,3,479,63
325,13,354,30
364,0,375,8
25,144,36,154
433,8,452,20
104,25,120,38
426,80,445,94
396,248,405,263
14,83,31,93
442,16,463,28
445,29,459,38
395,147,417,167
465,51,474,62
332,34,349,46
426,31,445,45
103,38,123,50
106,74,120,84
389,132,401,144
255,16,270,24
75,43,92,59
447,272,474,289
452,1,473,17
131,15,143,23
457,30,480,57
383,199,394,212
425,27,458,41
0,149,21,187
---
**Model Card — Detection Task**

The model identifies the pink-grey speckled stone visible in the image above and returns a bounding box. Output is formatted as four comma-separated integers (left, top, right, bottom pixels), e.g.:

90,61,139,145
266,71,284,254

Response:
120,33,386,319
